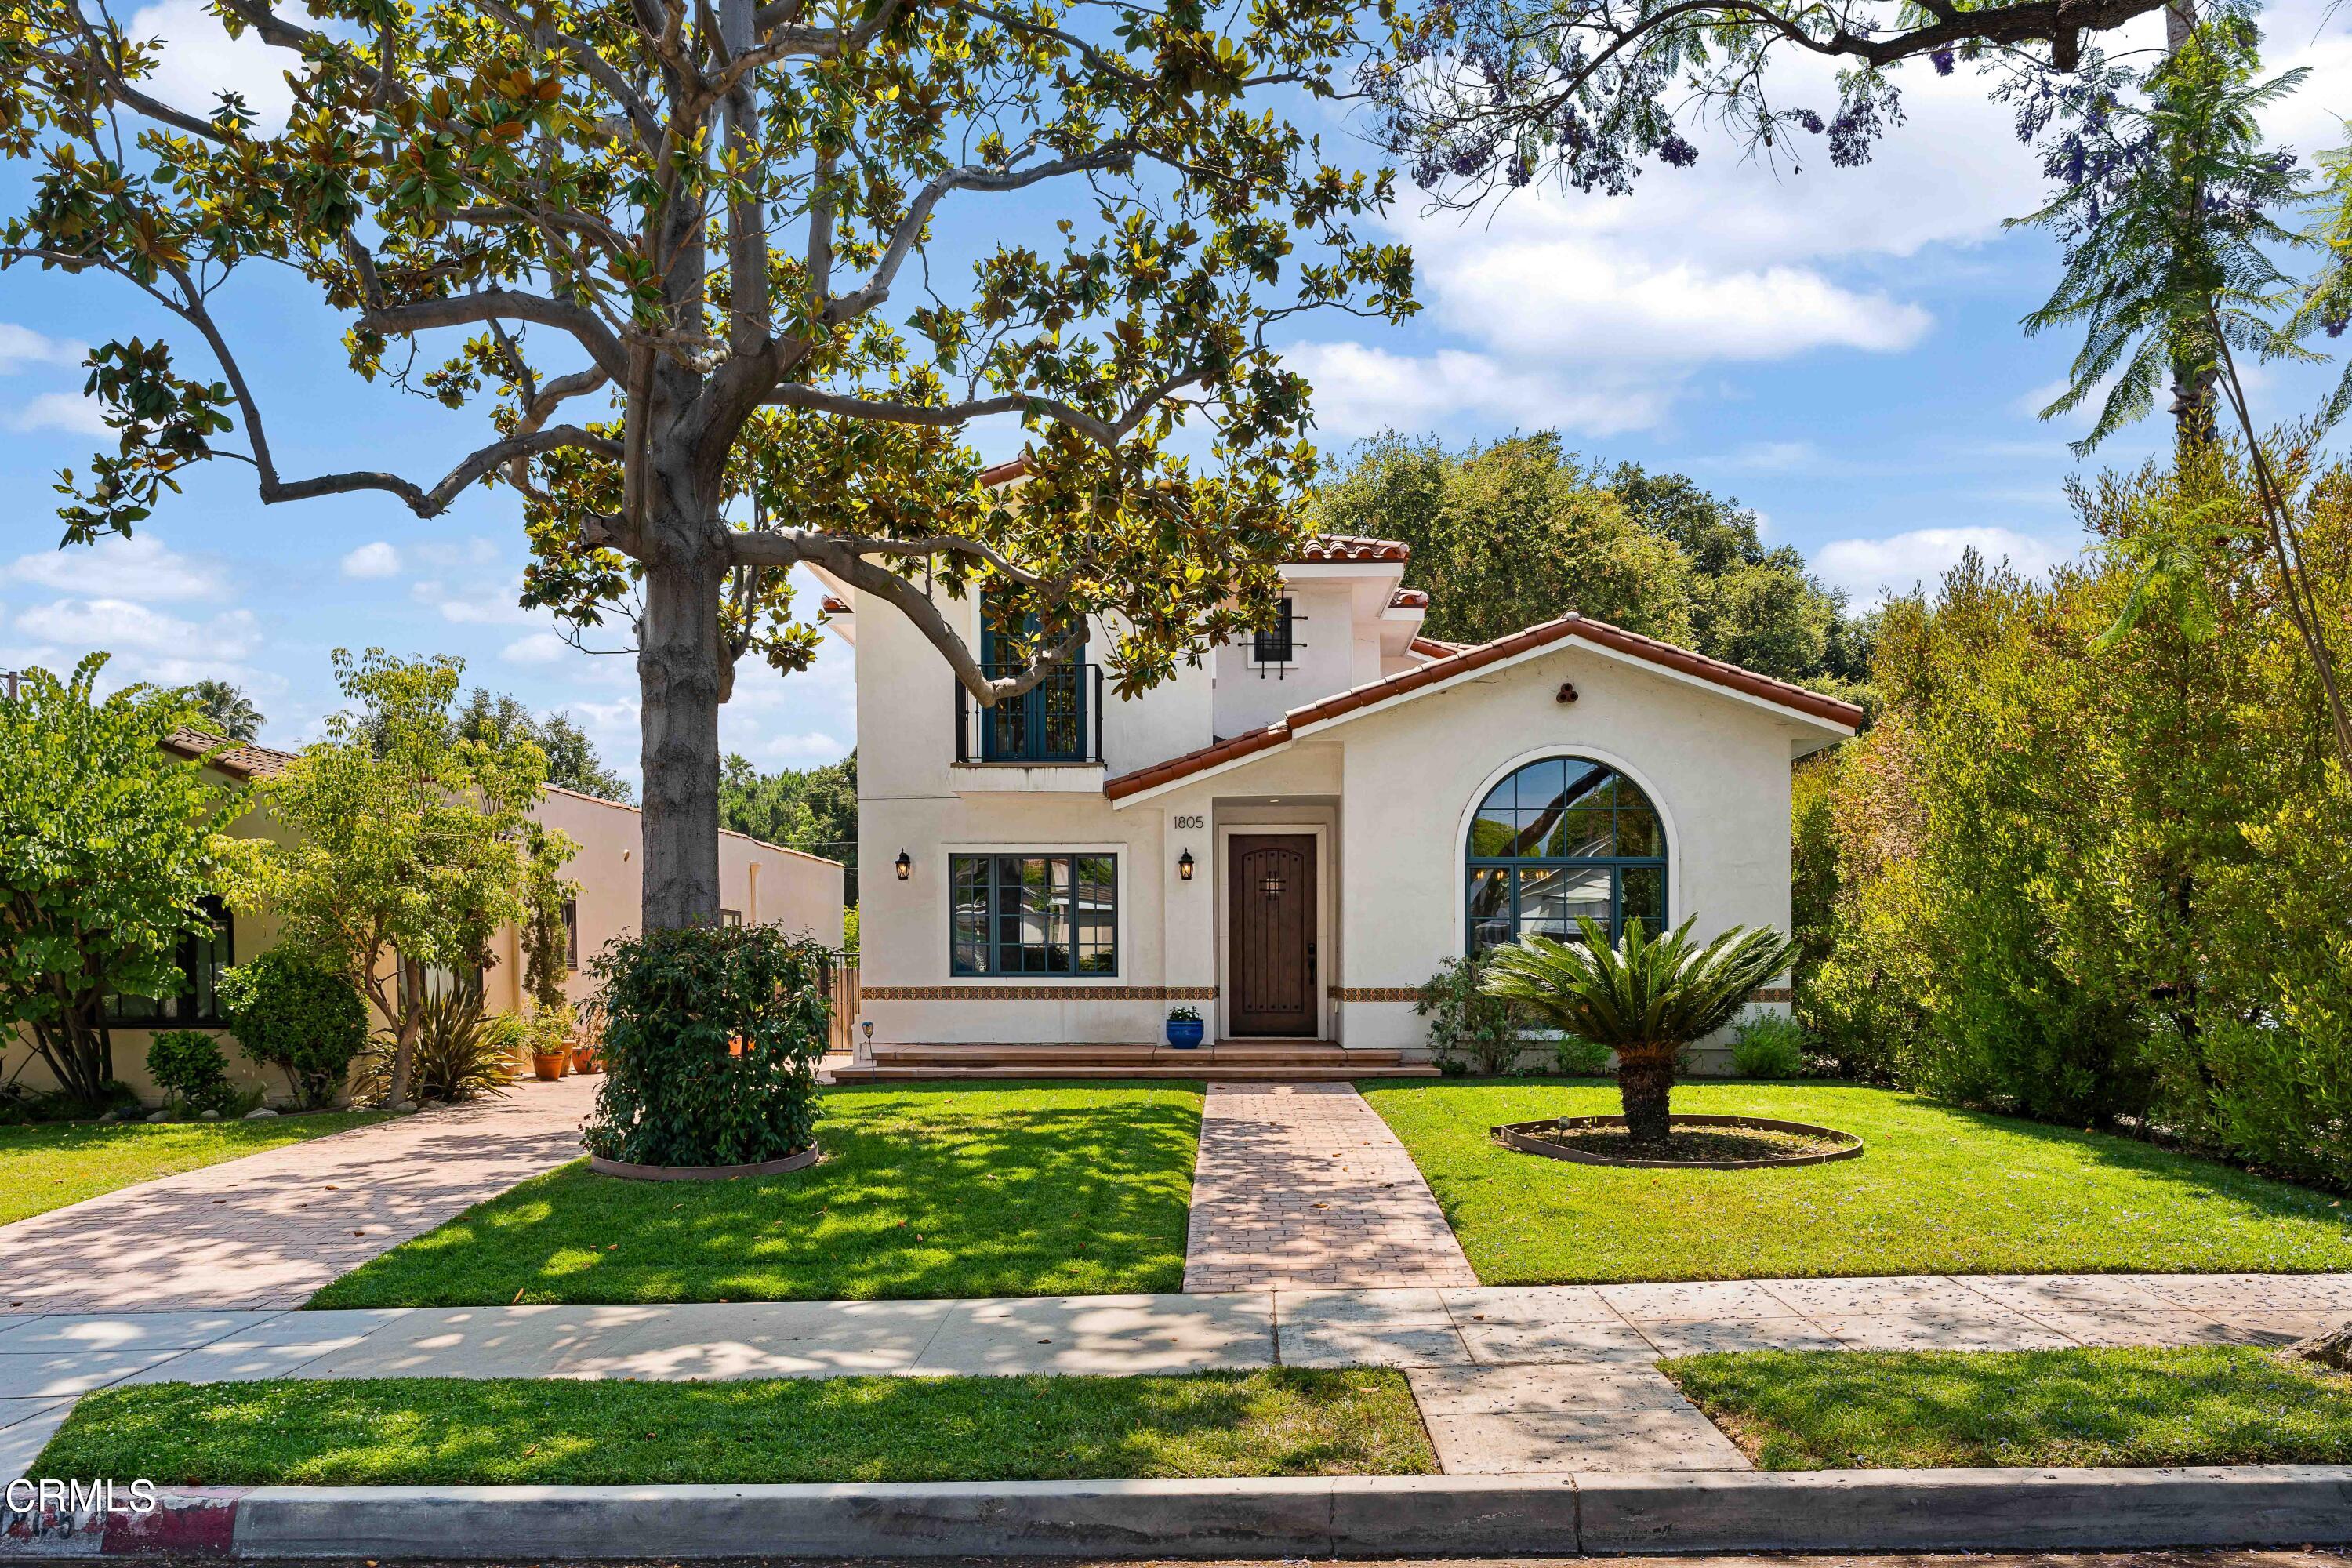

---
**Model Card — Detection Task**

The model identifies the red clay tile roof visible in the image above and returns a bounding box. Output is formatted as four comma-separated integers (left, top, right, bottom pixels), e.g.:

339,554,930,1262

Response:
820,594,851,615
979,456,1034,487
1389,587,1429,609
162,726,299,779
1105,612,1863,801
1294,534,1410,563
1410,633,1465,657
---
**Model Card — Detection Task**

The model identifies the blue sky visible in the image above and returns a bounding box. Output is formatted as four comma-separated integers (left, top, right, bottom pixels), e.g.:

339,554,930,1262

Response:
3,0,2347,787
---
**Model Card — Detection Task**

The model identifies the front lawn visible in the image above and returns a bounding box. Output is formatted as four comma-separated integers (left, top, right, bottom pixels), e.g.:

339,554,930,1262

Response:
1359,1081,2352,1283
0,1112,390,1227
1666,1346,2352,1469
37,1369,1432,1484
311,1082,1202,1306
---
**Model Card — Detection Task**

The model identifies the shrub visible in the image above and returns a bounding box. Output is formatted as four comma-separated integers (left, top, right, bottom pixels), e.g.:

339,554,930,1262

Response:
521,1002,575,1060
218,950,368,1109
1552,1035,1613,1076
146,1030,234,1112
1730,1012,1807,1079
1416,952,1526,1076
582,924,834,1167
405,988,517,1105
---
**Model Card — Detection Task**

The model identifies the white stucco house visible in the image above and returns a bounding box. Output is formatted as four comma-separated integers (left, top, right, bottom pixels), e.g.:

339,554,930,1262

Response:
819,481,1860,1079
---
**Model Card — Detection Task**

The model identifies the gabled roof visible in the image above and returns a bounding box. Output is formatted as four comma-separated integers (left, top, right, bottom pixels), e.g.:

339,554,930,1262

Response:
1105,612,1863,802
162,726,299,779
1410,633,1466,657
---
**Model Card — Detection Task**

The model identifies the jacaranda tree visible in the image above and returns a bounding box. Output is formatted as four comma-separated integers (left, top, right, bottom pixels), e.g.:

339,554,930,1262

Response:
2,0,1414,928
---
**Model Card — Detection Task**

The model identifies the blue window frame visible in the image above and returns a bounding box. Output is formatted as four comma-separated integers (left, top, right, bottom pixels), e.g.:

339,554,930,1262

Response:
1465,758,1666,952
951,854,1118,975
978,597,1091,762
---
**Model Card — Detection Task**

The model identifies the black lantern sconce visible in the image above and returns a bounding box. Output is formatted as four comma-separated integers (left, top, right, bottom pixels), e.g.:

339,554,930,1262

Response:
895,849,911,880
1178,850,1196,881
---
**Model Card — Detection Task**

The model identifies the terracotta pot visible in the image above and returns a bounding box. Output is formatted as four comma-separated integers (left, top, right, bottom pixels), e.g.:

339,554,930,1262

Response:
532,1051,567,1083
571,1044,599,1076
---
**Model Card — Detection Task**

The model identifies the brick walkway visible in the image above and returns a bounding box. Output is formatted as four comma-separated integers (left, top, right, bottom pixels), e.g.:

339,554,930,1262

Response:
0,1076,596,1313
1182,1082,1476,1292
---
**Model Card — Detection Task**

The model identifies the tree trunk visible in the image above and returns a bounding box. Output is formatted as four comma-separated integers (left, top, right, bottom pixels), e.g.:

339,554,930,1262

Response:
386,1008,419,1111
639,517,727,931
1617,1045,1677,1145
2164,0,2217,445
2292,1321,2352,1372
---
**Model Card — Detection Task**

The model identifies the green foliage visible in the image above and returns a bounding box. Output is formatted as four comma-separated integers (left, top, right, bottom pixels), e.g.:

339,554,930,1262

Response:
456,691,632,804
1552,1036,1613,1077
1308,434,1866,699
1730,1014,1807,1080
840,905,859,958
1414,952,1526,1076
401,989,517,1106
1482,918,1798,1139
183,679,263,742
217,949,368,1110
144,1029,232,1112
721,752,858,888
582,926,835,1167
1802,454,2352,1181
226,650,574,1106
0,653,246,1105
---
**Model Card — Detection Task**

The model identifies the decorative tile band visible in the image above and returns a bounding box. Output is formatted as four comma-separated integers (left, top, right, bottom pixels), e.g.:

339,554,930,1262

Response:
861,985,1218,1002
1748,987,1793,1003
1331,987,1423,1003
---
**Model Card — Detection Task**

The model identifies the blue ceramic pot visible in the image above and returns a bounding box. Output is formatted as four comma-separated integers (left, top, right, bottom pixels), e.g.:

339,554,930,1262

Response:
1166,1017,1205,1049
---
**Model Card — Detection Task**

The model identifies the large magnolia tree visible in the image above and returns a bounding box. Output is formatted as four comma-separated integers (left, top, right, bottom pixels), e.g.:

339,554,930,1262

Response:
2,0,1413,927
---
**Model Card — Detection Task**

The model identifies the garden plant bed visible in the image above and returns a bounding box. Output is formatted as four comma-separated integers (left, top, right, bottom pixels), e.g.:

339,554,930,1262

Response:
1360,1080,2352,1283
309,1081,1203,1305
1664,1345,2352,1470
1494,1112,1861,1168
34,1368,1434,1485
0,1111,391,1227
587,1145,819,1181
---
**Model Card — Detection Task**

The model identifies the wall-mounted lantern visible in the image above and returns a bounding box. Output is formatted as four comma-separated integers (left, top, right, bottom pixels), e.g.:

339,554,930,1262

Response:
1178,850,1196,882
895,849,912,880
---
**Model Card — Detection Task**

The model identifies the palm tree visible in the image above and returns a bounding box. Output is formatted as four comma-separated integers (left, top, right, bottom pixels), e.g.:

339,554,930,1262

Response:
1481,917,1798,1146
186,679,263,742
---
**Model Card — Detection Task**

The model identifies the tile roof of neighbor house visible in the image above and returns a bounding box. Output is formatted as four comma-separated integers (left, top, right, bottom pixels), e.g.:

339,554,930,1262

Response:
1296,534,1411,563
1104,612,1865,801
161,727,300,779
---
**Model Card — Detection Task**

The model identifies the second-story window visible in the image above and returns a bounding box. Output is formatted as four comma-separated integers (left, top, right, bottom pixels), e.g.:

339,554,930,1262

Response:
975,592,1094,763
1251,597,1297,666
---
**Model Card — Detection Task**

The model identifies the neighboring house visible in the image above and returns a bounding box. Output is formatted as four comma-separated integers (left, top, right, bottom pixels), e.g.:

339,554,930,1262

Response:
2,728,844,1106
818,499,1860,1076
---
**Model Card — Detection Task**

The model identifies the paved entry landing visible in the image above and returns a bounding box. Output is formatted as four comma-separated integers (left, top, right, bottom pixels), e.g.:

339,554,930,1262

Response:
1182,1081,1475,1292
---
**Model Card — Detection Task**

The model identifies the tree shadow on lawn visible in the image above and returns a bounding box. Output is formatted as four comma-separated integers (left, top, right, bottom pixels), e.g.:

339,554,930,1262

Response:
1667,1346,2352,1469
309,1082,1204,1306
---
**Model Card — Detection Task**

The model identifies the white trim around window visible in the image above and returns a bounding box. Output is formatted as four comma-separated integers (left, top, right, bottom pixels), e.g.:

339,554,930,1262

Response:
938,839,1132,983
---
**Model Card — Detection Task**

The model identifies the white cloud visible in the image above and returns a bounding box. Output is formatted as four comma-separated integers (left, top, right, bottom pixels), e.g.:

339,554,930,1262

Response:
15,597,262,661
503,631,572,664
126,0,296,134
1814,527,2073,603
11,391,110,437
1707,441,1822,474
760,731,848,762
0,324,87,375
1285,340,1669,441
9,533,230,604
341,541,401,579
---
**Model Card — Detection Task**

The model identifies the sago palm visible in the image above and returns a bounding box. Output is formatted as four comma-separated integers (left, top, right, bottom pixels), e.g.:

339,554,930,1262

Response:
1480,916,1798,1145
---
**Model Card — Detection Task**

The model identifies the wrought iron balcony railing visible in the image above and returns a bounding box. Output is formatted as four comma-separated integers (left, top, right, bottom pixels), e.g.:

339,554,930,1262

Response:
955,662,1105,765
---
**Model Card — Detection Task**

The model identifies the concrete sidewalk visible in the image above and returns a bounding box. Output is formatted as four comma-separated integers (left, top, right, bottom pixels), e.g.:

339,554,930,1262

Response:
5,1271,2347,1481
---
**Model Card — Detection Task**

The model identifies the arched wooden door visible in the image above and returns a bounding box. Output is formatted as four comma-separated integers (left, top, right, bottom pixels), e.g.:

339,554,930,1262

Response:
1228,834,1316,1036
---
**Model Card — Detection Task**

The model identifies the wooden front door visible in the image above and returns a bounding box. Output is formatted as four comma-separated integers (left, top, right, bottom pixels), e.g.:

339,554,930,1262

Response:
1228,834,1317,1036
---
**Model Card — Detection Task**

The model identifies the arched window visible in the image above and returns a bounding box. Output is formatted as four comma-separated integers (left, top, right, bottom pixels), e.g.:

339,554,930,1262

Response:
1466,757,1667,952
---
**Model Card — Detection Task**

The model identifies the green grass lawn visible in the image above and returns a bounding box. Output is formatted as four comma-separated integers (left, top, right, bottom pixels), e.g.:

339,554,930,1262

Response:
1666,1346,2352,1469
311,1082,1203,1307
0,1112,390,1227
37,1370,1432,1485
1359,1080,2352,1283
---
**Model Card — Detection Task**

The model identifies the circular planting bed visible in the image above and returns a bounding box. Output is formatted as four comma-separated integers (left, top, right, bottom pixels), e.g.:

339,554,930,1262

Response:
589,1145,820,1182
1492,1113,1863,1170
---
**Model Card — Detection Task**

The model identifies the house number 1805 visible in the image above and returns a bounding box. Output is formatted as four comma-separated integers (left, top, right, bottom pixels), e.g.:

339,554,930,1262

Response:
1171,814,1206,830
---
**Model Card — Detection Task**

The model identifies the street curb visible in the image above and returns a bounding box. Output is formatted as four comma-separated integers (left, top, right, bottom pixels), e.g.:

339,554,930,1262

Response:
5,1466,2351,1557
